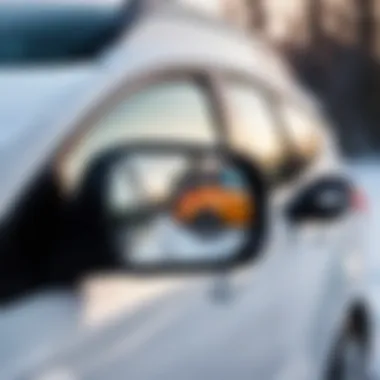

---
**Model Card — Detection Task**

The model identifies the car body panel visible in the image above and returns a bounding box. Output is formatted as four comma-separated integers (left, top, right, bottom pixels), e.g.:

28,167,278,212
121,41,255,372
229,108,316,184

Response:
0,66,95,148
0,65,97,221
0,7,369,380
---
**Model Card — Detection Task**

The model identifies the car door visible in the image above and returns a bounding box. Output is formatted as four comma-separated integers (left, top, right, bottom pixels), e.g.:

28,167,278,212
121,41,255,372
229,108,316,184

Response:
220,79,317,379
21,70,309,380
274,96,355,376
221,77,357,378
6,74,220,380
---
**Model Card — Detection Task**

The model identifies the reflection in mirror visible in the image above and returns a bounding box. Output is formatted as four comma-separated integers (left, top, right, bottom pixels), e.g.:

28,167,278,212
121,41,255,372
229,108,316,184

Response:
104,151,255,267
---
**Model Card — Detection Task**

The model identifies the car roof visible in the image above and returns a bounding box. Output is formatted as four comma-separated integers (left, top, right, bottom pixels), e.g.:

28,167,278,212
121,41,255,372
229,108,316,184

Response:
102,5,301,99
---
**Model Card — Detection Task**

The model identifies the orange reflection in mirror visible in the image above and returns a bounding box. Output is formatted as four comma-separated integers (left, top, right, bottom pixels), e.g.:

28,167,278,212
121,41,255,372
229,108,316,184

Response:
173,185,254,228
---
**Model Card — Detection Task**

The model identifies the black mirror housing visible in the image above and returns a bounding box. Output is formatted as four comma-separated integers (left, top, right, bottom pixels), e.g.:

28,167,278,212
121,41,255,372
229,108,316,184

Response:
59,143,269,275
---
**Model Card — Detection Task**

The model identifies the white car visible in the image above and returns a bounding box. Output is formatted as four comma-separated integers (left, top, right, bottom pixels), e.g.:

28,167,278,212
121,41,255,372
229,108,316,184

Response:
0,2,372,380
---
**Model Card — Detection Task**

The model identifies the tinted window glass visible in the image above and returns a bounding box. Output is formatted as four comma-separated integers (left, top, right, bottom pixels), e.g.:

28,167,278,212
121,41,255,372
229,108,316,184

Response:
224,83,286,181
0,3,122,64
58,81,218,193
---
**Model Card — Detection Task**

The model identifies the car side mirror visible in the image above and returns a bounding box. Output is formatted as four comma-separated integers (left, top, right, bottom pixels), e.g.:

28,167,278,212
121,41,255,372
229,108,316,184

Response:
285,175,353,224
58,143,268,274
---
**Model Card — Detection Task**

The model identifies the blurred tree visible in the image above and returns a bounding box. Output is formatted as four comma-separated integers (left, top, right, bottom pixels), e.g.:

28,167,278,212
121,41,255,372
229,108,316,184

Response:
247,0,266,32
357,0,375,53
309,0,323,45
254,0,380,156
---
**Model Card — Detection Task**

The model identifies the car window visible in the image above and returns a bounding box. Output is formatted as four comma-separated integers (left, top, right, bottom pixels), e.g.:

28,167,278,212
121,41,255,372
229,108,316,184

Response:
278,101,324,166
0,2,123,65
58,80,219,193
223,82,287,182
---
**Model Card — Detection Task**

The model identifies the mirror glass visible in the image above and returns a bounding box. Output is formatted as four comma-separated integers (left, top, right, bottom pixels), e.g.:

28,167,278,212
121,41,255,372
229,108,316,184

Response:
101,150,256,267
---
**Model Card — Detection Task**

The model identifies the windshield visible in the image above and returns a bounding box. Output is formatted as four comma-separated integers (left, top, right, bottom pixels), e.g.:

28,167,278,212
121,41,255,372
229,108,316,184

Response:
0,1,124,65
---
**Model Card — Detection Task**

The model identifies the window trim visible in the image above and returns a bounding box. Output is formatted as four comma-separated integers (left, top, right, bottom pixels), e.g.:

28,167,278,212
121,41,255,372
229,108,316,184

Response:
214,71,299,155
53,64,324,191
54,64,298,172
214,71,327,184
214,74,306,185
54,68,230,186
274,96,326,166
